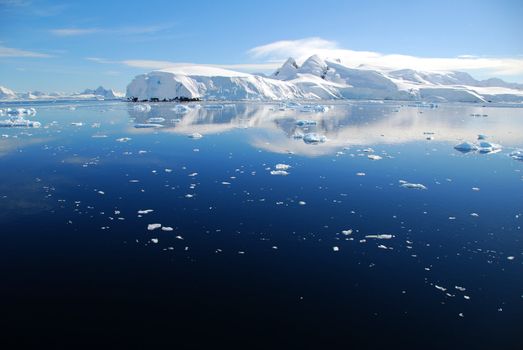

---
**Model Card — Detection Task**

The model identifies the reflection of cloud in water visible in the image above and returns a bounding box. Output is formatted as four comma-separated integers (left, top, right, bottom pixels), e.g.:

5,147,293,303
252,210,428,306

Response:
127,102,523,156
0,136,51,157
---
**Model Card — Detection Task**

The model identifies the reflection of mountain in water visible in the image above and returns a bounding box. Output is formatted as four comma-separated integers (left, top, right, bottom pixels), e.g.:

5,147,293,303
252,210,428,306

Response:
126,102,523,156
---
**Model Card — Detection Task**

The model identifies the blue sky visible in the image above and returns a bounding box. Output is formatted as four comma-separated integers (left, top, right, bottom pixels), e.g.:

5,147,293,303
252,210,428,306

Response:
1,0,522,92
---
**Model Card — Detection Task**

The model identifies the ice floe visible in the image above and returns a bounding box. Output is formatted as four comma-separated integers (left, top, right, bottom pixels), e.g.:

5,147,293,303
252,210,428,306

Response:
133,104,151,112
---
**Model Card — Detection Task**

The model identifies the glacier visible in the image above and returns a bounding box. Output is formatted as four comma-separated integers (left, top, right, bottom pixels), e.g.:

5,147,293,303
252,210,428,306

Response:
126,55,523,103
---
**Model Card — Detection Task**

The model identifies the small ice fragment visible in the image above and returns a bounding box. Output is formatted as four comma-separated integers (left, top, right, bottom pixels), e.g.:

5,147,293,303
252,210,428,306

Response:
400,182,427,190
275,164,291,170
133,104,151,112
507,256,515,260
470,213,479,217
116,137,131,142
303,133,327,144
97,191,105,195
341,229,353,236
367,154,382,161
221,181,231,185
332,246,339,252
455,286,466,292
472,187,480,191
71,122,83,126
435,285,447,292
138,209,154,214
147,223,162,231
270,170,289,176
356,172,366,176
298,201,306,205
151,238,159,244
188,132,203,139
161,226,174,231
365,234,393,240
147,117,165,123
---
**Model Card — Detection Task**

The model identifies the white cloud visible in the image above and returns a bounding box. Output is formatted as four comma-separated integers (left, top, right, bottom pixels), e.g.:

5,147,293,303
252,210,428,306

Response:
249,37,523,78
50,24,174,37
0,45,52,58
87,57,279,73
50,28,100,36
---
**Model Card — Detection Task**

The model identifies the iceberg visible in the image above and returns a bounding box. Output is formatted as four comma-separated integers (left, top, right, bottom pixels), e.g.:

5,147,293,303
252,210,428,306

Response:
400,181,427,190
126,56,523,102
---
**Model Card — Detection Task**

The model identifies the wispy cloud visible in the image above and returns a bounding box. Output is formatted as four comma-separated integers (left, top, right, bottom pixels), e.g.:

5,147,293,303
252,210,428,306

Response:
0,0,67,16
50,24,174,37
0,45,52,58
50,28,100,36
249,37,523,78
87,57,279,73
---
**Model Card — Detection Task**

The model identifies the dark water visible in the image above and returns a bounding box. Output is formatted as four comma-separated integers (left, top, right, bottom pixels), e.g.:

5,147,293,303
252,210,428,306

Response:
1,100,522,348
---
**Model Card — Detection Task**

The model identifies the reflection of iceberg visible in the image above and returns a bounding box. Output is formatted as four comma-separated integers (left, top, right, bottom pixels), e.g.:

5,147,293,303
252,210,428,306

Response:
125,102,523,157
477,141,502,154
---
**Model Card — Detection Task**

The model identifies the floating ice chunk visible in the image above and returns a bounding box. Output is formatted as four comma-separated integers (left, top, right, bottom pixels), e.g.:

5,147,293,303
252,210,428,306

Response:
341,229,353,236
6,107,37,116
470,213,479,217
275,164,291,170
472,187,480,191
377,244,388,249
189,132,203,139
298,201,306,205
133,104,151,112
116,137,131,142
455,286,466,292
365,234,393,239
97,190,105,195
204,104,224,110
147,117,165,123
295,120,317,126
303,133,327,144
509,150,523,161
400,182,427,190
71,122,83,126
454,141,477,152
151,238,159,244
332,246,339,252
300,104,329,113
147,223,161,231
134,123,163,128
507,256,515,260
138,209,154,214
270,170,289,176
367,154,382,161
356,172,366,176
0,118,41,128
477,141,502,154
221,181,231,185
435,285,447,292
172,104,190,114
161,226,174,231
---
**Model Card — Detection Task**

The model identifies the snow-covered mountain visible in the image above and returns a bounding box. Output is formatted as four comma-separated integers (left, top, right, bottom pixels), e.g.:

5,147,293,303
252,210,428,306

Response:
0,86,17,100
126,55,523,103
81,86,124,99
0,85,124,101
